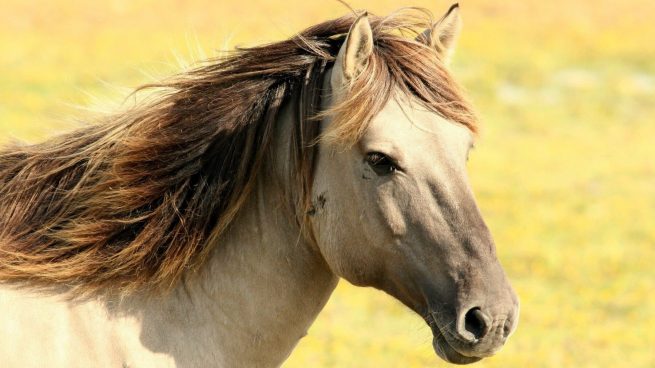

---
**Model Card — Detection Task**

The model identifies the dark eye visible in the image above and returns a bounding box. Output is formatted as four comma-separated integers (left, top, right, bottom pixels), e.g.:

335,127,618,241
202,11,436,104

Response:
365,152,398,176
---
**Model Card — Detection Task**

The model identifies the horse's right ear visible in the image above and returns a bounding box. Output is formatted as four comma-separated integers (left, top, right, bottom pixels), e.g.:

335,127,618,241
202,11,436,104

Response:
331,12,374,89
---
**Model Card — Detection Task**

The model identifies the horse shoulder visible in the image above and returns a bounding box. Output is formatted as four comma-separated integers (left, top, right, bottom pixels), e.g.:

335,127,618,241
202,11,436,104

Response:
0,287,177,368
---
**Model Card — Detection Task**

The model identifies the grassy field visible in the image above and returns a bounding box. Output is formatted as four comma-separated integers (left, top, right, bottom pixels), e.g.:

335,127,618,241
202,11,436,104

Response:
2,0,654,367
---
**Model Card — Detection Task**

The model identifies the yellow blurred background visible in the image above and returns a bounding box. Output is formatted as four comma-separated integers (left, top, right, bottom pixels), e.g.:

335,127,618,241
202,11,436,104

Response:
1,0,654,367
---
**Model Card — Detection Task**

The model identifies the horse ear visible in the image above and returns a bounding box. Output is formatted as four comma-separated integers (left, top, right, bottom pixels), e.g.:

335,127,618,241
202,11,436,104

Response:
417,3,462,64
332,12,374,88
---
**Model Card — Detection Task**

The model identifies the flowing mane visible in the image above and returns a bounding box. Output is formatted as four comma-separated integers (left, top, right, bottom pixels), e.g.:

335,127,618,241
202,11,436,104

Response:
0,9,476,295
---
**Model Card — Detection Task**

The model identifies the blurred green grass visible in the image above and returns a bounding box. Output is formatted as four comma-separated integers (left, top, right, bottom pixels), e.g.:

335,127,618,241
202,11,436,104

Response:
1,1,654,367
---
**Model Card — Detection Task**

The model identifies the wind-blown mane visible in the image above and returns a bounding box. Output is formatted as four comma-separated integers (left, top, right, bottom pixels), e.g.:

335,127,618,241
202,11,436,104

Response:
0,9,476,295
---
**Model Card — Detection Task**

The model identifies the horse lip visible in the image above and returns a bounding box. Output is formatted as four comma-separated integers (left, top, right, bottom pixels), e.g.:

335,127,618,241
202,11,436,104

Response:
425,314,483,365
431,330,482,365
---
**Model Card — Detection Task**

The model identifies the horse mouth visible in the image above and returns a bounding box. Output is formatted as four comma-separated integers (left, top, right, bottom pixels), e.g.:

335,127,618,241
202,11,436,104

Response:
425,315,482,365
431,330,482,365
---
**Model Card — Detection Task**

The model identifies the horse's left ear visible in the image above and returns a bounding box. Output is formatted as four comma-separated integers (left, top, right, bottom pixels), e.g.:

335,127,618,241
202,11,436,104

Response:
417,3,462,65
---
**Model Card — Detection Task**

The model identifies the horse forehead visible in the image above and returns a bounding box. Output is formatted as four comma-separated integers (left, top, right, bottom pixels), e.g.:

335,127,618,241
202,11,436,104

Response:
365,97,472,153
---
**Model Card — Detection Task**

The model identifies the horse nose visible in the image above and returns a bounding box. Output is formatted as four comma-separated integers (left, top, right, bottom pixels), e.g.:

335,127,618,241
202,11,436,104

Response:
459,307,491,342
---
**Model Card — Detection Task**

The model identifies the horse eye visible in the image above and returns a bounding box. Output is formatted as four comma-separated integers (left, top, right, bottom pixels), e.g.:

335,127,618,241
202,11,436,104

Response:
365,152,398,176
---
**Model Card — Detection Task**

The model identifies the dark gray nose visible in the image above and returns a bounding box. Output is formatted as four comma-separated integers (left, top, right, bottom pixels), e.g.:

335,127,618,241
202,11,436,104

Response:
463,307,491,340
457,305,516,345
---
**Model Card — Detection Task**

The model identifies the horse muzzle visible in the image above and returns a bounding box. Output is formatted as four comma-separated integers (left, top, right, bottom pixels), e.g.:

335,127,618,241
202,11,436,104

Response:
426,303,519,365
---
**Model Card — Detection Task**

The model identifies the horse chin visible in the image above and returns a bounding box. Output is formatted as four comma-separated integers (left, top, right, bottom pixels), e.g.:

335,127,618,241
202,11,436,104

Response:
431,331,482,365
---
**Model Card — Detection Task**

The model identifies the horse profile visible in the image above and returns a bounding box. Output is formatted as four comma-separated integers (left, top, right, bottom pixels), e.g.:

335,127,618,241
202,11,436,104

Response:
0,4,518,367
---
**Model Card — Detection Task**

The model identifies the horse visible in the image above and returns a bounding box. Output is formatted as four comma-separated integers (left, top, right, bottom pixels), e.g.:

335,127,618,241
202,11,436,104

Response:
0,4,518,367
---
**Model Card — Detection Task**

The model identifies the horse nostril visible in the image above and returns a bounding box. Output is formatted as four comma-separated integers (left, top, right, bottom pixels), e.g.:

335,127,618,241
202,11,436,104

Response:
464,307,490,340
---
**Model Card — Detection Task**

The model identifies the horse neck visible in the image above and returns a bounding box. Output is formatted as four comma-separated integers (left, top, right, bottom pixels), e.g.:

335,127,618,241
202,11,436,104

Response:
125,94,338,366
